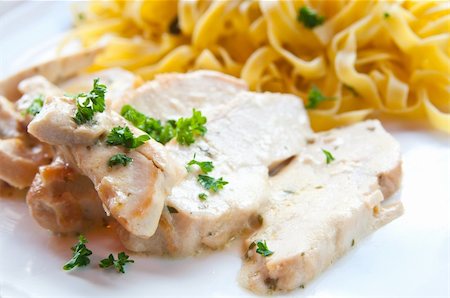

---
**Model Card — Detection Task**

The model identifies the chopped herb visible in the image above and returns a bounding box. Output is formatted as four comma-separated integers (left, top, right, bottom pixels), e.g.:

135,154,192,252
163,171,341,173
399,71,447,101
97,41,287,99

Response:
300,285,305,289
63,234,92,270
176,109,207,145
168,16,181,35
121,105,176,145
99,252,134,274
297,6,325,29
198,193,208,201
25,95,44,116
106,126,150,149
249,241,256,250
255,240,274,257
384,12,390,19
197,175,228,192
167,206,178,213
305,85,335,109
186,155,214,174
73,78,106,125
322,149,335,164
78,13,85,20
108,153,133,167
351,239,355,247
121,106,207,146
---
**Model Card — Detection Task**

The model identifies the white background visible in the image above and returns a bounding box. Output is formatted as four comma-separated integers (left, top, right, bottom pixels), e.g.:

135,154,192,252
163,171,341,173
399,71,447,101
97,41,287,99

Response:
0,2,449,297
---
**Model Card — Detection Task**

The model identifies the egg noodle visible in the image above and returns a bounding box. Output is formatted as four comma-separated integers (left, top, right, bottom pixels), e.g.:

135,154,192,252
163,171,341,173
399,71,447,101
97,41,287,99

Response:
65,0,450,132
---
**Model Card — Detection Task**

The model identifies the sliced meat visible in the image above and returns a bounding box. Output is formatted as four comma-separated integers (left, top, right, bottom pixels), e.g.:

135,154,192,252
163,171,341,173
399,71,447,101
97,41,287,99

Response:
239,120,403,294
28,95,183,238
0,138,52,189
58,68,141,107
26,156,106,234
115,71,312,256
0,46,103,100
0,95,24,138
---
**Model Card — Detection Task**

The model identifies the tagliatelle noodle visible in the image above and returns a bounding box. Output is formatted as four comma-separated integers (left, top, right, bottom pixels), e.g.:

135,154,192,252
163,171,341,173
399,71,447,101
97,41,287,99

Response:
64,0,450,132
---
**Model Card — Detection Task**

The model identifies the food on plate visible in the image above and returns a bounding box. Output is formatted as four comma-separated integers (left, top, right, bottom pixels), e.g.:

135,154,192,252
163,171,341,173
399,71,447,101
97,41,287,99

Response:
0,27,405,294
68,0,449,132
240,120,402,294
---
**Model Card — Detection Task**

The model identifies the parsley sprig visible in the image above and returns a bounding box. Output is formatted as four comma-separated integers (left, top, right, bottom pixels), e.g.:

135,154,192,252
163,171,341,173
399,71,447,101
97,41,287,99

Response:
297,6,325,29
106,126,150,149
25,95,44,116
322,149,335,164
73,78,106,125
305,85,335,109
255,240,274,257
197,175,228,192
63,234,92,270
108,153,133,167
121,105,207,146
186,155,214,174
99,252,134,273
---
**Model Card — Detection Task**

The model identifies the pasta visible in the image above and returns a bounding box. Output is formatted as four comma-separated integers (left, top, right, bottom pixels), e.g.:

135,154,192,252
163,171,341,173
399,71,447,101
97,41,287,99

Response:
67,0,450,132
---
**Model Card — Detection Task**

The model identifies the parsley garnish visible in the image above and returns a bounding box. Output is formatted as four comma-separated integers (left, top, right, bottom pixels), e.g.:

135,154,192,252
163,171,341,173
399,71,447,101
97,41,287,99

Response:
297,6,325,29
255,240,274,257
322,149,335,164
305,85,335,109
106,126,150,149
25,95,44,116
121,105,176,145
73,78,106,125
198,193,208,201
63,234,92,270
384,12,390,19
197,175,228,192
176,109,207,145
108,153,133,167
186,155,214,174
99,252,134,273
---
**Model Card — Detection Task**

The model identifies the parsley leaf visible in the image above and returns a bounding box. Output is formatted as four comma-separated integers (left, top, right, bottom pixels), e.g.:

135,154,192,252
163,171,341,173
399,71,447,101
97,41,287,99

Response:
176,109,207,146
322,149,335,164
108,153,133,167
106,126,150,149
384,12,390,19
186,155,214,174
63,234,92,270
255,240,274,257
297,6,325,29
198,193,208,201
197,175,228,192
25,95,44,116
99,252,134,274
305,85,335,109
121,105,176,145
73,78,106,125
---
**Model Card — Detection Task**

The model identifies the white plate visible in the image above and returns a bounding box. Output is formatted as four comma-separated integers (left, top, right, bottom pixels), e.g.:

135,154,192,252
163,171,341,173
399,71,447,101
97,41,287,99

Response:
0,2,449,297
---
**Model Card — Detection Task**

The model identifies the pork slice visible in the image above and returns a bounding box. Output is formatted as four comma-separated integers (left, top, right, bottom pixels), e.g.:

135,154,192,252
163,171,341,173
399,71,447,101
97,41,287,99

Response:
117,73,311,256
26,156,106,234
0,138,52,189
239,120,403,294
28,96,183,238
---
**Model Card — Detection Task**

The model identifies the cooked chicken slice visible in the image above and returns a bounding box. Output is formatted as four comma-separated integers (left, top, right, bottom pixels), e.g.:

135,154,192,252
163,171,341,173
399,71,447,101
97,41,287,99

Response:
26,156,106,234
0,47,103,100
111,70,248,119
28,95,183,238
0,95,24,138
0,138,52,189
239,120,403,294
115,71,312,256
59,68,141,107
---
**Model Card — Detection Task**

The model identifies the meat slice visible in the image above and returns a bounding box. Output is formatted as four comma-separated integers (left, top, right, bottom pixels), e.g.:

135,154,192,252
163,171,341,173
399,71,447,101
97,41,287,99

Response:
115,71,312,256
0,138,52,189
28,95,183,238
26,156,106,234
239,120,403,294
